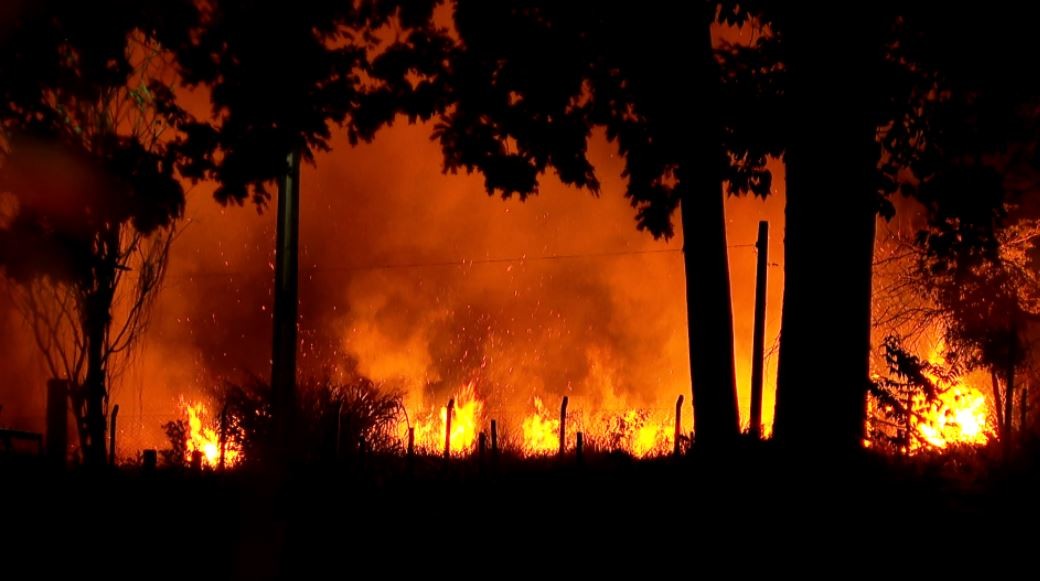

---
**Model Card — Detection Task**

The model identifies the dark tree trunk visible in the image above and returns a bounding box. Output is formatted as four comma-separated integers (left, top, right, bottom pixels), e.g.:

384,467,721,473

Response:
773,6,883,453
82,288,112,466
680,7,740,447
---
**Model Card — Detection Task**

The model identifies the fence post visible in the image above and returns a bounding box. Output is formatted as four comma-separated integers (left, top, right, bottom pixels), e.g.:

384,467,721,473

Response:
108,404,119,466
444,398,455,459
674,394,684,457
559,396,569,458
490,419,499,456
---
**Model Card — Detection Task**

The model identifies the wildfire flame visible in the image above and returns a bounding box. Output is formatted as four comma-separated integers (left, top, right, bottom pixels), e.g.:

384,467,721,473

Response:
913,386,990,449
910,347,992,450
406,385,678,458
521,397,559,455
869,342,994,452
412,382,484,456
184,402,240,468
599,409,673,458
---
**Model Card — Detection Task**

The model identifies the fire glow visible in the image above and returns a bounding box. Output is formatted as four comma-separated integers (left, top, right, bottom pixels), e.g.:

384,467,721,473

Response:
407,386,678,458
868,345,994,453
183,402,240,468
911,348,992,451
411,382,485,456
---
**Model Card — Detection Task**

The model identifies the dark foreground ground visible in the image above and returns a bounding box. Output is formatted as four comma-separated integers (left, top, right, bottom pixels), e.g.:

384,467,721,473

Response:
2,444,1039,577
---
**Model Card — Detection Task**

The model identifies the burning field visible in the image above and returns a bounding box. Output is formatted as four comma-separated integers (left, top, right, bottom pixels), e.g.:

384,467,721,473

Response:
0,118,1001,463
0,120,790,463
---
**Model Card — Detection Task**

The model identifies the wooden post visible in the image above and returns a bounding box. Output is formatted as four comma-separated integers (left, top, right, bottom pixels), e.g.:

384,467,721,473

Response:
407,426,415,459
559,396,569,458
490,420,499,455
576,431,584,463
749,220,768,440
108,404,119,466
142,449,157,471
46,379,68,467
674,394,685,457
190,450,203,471
444,398,455,459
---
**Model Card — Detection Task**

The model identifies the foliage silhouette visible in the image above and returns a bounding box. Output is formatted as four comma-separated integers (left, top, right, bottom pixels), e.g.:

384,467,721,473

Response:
0,1,200,465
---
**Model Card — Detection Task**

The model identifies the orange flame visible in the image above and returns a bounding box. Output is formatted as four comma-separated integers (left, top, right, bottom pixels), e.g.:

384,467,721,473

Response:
599,409,673,458
184,402,240,468
912,385,990,449
869,342,994,453
412,382,484,456
521,397,559,455
910,345,993,451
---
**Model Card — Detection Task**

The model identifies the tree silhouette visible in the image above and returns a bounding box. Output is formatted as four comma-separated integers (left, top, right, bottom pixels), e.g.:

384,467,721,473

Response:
0,1,199,465
172,0,443,457
766,5,891,452
367,1,787,446
885,5,1040,443
766,2,1040,451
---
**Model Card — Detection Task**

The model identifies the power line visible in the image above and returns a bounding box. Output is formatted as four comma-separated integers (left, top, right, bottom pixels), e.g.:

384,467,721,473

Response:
169,246,680,279
314,246,686,272
166,241,761,280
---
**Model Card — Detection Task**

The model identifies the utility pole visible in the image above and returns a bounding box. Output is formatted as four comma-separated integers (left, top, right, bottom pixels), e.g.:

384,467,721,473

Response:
749,221,769,440
271,150,301,460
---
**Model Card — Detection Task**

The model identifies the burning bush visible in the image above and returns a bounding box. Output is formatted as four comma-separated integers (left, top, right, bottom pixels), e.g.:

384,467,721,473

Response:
165,374,406,467
869,336,994,453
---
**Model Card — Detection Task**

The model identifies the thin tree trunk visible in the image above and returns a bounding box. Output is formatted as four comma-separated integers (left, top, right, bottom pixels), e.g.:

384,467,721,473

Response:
680,6,740,447
773,6,882,453
82,223,117,468
1004,358,1015,443
83,290,110,467
991,370,1005,440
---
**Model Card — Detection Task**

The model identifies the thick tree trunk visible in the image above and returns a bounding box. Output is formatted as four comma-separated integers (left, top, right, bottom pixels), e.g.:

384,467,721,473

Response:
773,6,882,453
680,9,739,446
